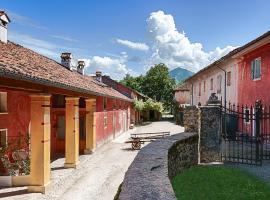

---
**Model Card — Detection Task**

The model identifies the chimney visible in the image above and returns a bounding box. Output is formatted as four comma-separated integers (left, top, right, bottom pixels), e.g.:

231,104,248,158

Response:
0,11,11,43
77,60,85,75
61,52,77,70
96,71,102,82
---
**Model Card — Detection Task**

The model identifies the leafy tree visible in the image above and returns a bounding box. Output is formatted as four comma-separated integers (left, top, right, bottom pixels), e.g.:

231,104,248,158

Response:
120,63,176,110
120,74,144,93
142,63,176,109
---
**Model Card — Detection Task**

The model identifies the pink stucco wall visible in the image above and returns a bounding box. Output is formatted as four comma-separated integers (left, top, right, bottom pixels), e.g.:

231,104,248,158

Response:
188,59,238,106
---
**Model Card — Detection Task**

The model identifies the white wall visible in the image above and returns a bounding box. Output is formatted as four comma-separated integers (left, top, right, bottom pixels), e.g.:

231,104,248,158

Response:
190,59,238,106
0,25,7,43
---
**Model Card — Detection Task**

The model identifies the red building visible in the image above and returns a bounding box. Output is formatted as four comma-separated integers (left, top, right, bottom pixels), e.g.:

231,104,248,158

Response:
235,31,270,106
0,11,135,191
100,75,146,124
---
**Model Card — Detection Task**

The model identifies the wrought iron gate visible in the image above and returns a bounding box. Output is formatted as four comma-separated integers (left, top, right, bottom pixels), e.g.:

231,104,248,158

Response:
220,101,270,165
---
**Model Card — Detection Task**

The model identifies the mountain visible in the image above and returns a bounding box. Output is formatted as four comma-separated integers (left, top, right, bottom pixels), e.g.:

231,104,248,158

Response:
169,67,194,83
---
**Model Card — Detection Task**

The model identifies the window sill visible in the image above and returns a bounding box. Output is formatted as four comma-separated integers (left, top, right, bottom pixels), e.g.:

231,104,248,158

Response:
0,112,8,115
252,78,261,81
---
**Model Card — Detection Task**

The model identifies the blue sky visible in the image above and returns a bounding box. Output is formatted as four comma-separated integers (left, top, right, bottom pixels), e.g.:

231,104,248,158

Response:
1,0,270,79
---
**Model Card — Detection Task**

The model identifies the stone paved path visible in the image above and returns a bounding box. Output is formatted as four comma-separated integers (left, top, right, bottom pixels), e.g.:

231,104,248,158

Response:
0,121,184,200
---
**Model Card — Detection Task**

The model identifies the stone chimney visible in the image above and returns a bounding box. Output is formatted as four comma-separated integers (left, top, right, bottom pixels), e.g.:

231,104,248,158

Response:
96,71,102,82
77,60,85,75
61,52,77,71
0,11,11,43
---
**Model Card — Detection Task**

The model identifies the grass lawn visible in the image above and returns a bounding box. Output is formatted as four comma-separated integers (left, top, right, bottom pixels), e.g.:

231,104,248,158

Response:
172,165,270,200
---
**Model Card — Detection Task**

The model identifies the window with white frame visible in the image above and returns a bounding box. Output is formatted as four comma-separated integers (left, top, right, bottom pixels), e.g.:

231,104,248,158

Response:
0,129,8,148
251,57,261,80
0,92,7,113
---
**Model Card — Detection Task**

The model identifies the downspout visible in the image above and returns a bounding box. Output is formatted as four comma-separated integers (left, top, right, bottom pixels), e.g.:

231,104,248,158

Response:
191,83,194,106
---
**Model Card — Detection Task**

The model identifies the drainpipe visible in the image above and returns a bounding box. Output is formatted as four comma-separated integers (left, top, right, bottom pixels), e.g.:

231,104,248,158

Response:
191,83,194,106
216,66,227,106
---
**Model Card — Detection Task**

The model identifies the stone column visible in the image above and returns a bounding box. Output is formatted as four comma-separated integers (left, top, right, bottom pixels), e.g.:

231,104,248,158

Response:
84,98,96,154
28,94,51,193
198,106,221,163
64,97,79,168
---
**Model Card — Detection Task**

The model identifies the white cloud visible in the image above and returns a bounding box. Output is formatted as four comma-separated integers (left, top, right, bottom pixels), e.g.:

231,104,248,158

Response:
147,10,236,72
116,39,149,51
9,31,59,58
7,10,47,30
82,55,135,80
50,35,78,42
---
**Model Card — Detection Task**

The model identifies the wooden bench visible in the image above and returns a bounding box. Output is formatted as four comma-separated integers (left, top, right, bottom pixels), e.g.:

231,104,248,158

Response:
126,131,170,150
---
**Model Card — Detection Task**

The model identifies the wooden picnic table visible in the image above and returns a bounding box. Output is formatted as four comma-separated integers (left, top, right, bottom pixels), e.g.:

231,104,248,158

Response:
126,131,170,150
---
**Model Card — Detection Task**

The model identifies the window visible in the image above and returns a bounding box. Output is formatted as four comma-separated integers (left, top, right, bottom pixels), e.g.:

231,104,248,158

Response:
210,78,213,90
217,75,222,94
244,109,250,124
227,71,231,86
203,81,206,92
251,58,261,80
0,92,7,113
199,83,201,96
103,97,107,111
0,129,8,148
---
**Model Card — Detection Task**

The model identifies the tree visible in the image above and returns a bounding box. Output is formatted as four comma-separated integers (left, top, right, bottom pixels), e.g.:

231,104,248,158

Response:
120,74,144,93
142,63,176,109
120,63,176,110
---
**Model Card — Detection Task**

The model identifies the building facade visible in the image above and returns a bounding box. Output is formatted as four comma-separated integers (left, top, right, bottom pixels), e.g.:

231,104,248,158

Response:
0,11,134,192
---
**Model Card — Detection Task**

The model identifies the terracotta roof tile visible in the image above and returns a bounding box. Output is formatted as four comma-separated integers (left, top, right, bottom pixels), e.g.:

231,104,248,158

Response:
0,41,132,101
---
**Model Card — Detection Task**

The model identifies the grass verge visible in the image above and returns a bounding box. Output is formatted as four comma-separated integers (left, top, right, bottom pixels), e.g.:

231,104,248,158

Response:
172,165,270,200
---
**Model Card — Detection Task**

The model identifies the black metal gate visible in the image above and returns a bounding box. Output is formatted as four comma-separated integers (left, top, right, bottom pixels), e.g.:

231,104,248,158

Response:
220,101,270,165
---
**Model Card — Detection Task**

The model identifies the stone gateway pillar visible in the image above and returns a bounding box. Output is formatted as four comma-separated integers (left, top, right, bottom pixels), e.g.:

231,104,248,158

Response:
65,97,79,168
198,106,221,163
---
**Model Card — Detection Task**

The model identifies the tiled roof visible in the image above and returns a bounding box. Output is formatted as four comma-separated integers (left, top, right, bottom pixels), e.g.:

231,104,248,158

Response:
0,41,132,101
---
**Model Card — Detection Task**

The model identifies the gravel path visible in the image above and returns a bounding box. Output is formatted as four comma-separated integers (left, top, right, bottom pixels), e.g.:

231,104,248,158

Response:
0,121,184,200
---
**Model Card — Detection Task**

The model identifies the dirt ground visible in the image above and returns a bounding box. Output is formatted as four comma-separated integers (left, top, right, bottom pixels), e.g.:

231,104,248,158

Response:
0,121,184,200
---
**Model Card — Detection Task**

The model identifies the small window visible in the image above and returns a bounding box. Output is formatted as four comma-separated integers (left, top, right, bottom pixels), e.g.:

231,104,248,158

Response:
251,58,261,80
244,109,250,124
217,75,222,94
210,78,213,90
227,71,231,86
0,92,7,113
203,81,206,92
103,97,107,111
199,83,201,96
0,129,8,148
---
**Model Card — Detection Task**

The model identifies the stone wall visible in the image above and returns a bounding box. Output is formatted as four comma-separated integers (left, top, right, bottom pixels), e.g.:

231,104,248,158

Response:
168,135,198,179
198,106,221,163
183,106,198,132
118,132,198,200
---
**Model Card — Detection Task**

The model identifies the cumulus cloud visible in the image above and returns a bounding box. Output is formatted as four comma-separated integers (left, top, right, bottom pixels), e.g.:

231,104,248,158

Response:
147,11,236,72
116,39,149,51
81,55,135,80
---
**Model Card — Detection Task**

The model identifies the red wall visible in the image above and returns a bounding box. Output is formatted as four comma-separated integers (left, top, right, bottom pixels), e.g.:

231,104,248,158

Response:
238,43,270,106
0,90,30,138
95,96,130,146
